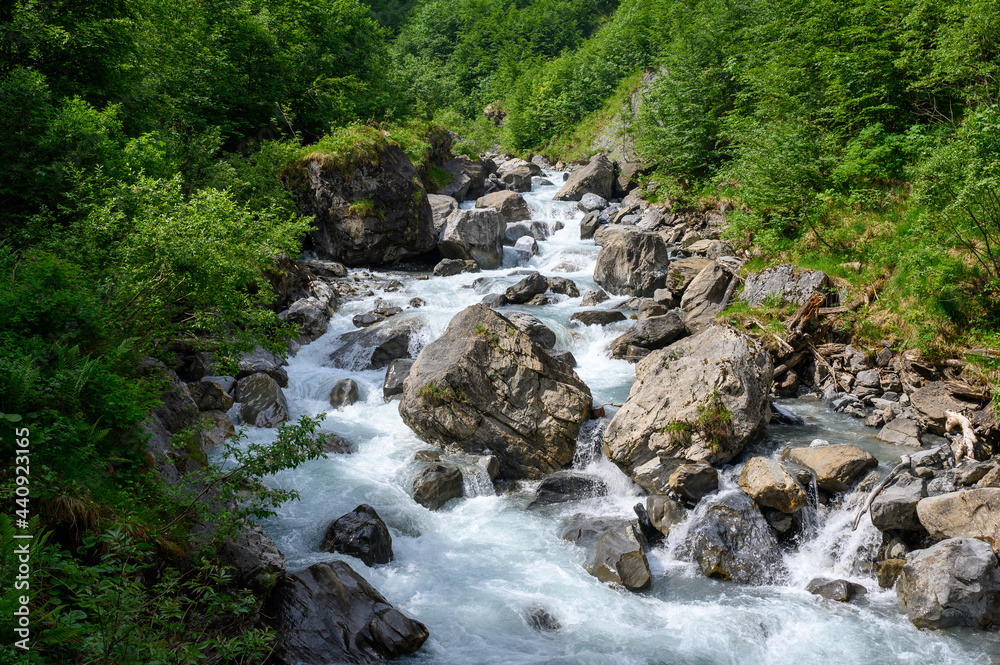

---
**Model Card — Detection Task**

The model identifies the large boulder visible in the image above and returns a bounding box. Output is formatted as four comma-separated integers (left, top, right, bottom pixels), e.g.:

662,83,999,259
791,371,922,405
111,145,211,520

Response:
496,158,540,192
593,228,670,297
476,190,531,222
505,312,557,349
666,257,712,298
398,305,592,480
329,317,429,371
504,221,551,246
279,295,334,344
741,265,832,307
236,347,289,387
439,208,506,270
782,444,878,493
383,359,415,400
869,473,926,531
330,378,360,409
284,138,436,266
188,379,235,412
603,327,772,494
584,522,652,591
679,262,733,332
877,417,922,447
738,457,807,514
526,471,608,509
412,463,464,510
267,561,428,664
897,537,1000,630
235,373,288,428
505,272,548,304
683,491,787,585
321,504,393,566
428,194,459,236
609,313,687,359
569,310,627,326
553,153,614,201
440,157,487,201
909,382,984,436
916,488,1000,552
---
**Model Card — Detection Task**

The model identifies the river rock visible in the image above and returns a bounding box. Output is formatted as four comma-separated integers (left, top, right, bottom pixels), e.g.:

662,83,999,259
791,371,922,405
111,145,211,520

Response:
512,235,539,262
669,463,719,503
580,212,600,240
428,194,459,236
505,272,548,304
610,313,687,359
909,382,983,436
584,521,652,591
684,491,787,585
553,153,614,201
604,327,772,494
496,158,539,192
679,262,733,332
279,296,333,343
687,239,734,260
666,257,712,298
547,276,580,298
741,265,832,307
330,378,360,409
236,347,289,387
506,312,556,349
268,560,428,664
412,463,464,510
579,193,609,212
476,190,531,222
504,221,551,245
316,433,353,454
593,228,670,296
398,305,592,479
383,359,415,400
806,578,867,602
561,516,626,548
527,471,608,509
738,457,807,513
219,522,286,590
580,289,609,306
330,316,428,371
897,537,1000,630
916,488,1000,551
570,310,627,326
235,373,289,428
877,417,921,447
870,473,927,531
439,208,506,270
321,504,393,566
433,258,480,277
301,259,348,279
200,410,236,446
782,444,878,493
645,495,688,537
441,156,488,200
284,142,436,267
188,379,235,412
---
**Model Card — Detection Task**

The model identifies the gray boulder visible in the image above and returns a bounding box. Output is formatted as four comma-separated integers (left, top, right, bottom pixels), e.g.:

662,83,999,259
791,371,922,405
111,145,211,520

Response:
413,463,464,510
684,491,787,585
505,221,551,246
547,276,580,298
267,561,428,664
506,312,557,349
330,316,428,371
476,190,532,221
604,327,772,494
279,296,333,344
284,143,436,266
741,264,832,307
235,373,289,428
610,313,687,359
806,578,867,602
321,504,393,566
439,208,506,270
782,444,878,493
584,521,652,591
593,228,670,297
398,305,592,480
440,156,488,200
512,235,539,262
428,194,459,237
870,473,927,531
897,537,1000,629
668,463,719,503
580,289,609,306
738,457,807,514
383,359,415,400
877,416,921,447
916,489,1000,551
330,378,360,409
236,347,289,387
433,258,480,277
570,310,627,326
526,471,608,509
578,193,609,212
496,158,539,192
666,257,712,298
505,272,548,304
553,154,614,201
188,379,235,412
679,262,733,332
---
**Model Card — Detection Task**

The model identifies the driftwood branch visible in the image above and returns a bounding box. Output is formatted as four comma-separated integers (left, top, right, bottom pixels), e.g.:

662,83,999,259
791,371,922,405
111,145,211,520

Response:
809,343,849,393
851,455,911,531
944,410,978,462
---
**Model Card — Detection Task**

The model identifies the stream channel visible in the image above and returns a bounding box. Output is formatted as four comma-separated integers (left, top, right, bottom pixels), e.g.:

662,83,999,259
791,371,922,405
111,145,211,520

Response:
226,173,998,664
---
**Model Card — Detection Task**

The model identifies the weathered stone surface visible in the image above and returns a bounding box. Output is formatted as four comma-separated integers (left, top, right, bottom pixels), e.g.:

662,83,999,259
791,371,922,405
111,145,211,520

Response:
200,410,236,446
877,417,921,447
512,235,539,262
330,317,429,371
909,382,984,435
235,373,288,428
188,379,235,412
870,473,927,531
547,276,580,298
738,457,807,514
383,359,415,401
236,347,289,387
505,272,548,304
741,265,832,307
897,537,1000,630
593,228,670,297
316,433,353,454
916,489,1000,551
666,257,712,297
506,312,557,349
610,313,687,359
505,221,551,246
440,156,488,200
219,522,286,589
268,561,428,664
301,259,348,278
398,306,592,480
330,378,360,409
604,327,772,494
684,491,787,586
428,194,459,236
584,522,652,591
553,154,614,201
476,190,532,222
321,504,393,566
668,463,719,503
526,471,608,509
806,578,867,602
439,208,506,270
279,296,333,344
679,262,732,332
579,193,609,212
782,444,878,493
645,495,688,537
496,158,538,192
286,144,436,267
413,463,464,510
570,310,627,326
433,258,480,277
580,289,609,306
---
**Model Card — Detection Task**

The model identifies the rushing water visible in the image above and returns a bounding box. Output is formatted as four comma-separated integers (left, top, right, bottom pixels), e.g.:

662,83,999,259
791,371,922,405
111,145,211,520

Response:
228,175,999,664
